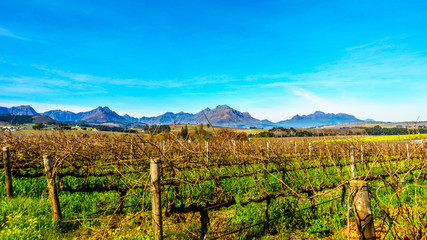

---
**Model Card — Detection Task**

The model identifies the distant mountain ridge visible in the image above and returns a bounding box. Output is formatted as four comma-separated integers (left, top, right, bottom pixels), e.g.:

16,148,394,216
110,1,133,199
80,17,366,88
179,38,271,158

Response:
277,111,363,128
127,105,273,128
0,105,39,116
1,105,365,128
43,107,127,123
0,114,56,125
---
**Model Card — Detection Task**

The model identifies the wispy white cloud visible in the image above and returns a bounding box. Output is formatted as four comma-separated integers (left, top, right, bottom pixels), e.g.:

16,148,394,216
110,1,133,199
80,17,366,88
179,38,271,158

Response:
345,37,392,51
34,65,140,86
0,27,25,40
346,41,378,51
0,76,107,96
245,72,293,82
0,101,94,113
184,75,235,86
246,86,426,122
251,41,427,95
235,40,427,122
292,87,323,102
33,65,234,89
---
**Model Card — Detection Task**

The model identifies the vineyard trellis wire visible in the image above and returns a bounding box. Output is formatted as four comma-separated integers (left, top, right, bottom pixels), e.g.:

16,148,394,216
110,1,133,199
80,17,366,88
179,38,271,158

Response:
1,131,427,239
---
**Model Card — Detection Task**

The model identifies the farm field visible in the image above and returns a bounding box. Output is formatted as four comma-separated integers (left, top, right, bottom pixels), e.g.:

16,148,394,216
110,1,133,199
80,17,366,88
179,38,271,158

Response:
318,133,427,143
1,130,427,239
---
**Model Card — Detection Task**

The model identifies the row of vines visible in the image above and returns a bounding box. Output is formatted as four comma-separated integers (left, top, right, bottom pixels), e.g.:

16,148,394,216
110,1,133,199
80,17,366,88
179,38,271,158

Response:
1,131,427,239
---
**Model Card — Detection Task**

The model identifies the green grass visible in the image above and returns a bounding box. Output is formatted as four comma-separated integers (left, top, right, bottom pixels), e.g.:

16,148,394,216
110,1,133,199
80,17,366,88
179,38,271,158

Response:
0,170,154,239
2,160,426,239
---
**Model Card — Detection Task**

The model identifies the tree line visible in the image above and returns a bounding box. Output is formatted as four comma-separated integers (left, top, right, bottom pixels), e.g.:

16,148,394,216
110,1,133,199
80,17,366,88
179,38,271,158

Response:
363,125,427,135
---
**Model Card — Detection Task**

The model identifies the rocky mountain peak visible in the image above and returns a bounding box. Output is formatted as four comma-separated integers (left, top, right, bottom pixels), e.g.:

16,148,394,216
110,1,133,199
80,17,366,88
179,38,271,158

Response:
2,105,39,116
1,105,366,128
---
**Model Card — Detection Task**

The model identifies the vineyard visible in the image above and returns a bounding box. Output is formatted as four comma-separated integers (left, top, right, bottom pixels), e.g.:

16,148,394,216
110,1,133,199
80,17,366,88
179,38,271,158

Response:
1,131,427,239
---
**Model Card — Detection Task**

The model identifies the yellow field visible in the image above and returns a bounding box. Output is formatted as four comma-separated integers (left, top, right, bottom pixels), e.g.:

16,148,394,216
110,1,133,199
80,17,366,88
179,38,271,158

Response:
317,133,427,143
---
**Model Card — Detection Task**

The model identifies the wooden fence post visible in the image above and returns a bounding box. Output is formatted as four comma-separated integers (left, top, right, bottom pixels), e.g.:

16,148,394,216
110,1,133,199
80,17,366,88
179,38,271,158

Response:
150,159,163,240
392,144,395,156
406,143,410,161
309,142,312,159
200,209,209,240
307,190,316,216
264,197,271,231
130,138,133,160
350,180,375,240
294,142,297,155
232,140,236,158
361,145,364,163
43,155,62,224
350,146,355,178
205,141,209,163
117,189,127,214
3,146,13,198
360,144,366,173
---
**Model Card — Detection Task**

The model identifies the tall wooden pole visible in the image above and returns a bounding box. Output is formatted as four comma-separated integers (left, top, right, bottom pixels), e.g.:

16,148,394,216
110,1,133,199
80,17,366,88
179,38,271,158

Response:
232,140,236,159
3,147,13,198
406,143,410,161
361,145,364,163
294,142,297,155
205,141,209,163
361,144,365,173
43,155,62,224
130,138,133,160
150,159,163,240
264,197,271,231
350,146,355,178
351,180,375,240
200,210,209,240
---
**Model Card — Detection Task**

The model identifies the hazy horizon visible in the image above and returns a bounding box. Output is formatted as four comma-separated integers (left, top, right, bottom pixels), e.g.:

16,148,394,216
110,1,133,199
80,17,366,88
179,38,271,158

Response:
1,1,426,122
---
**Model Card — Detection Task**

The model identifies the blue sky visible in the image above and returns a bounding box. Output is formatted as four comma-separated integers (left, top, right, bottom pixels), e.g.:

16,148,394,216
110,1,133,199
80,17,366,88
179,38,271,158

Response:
1,0,427,122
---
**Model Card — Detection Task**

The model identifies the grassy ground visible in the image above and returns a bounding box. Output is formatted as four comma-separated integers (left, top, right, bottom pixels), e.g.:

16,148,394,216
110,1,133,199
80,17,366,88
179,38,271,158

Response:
3,173,424,239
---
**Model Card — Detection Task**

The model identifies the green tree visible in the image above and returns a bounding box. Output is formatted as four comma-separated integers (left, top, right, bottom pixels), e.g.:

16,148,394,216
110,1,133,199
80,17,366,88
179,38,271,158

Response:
180,125,188,139
32,123,45,130
257,131,274,138
55,122,71,130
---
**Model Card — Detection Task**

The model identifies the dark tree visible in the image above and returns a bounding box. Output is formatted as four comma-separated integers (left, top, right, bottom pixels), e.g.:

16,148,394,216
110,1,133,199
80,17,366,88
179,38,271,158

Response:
180,125,188,139
32,123,45,130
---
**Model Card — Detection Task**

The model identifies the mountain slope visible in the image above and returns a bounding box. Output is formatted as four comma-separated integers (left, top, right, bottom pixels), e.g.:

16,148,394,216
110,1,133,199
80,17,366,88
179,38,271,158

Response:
42,107,127,123
1,105,365,128
78,107,127,123
0,105,39,116
192,105,274,128
276,111,363,128
139,112,194,125
43,110,79,122
138,105,274,128
0,114,56,124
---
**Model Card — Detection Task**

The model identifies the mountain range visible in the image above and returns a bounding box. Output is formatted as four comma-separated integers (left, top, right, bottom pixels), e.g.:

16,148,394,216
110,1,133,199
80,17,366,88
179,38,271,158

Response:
0,105,365,128
276,111,363,128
